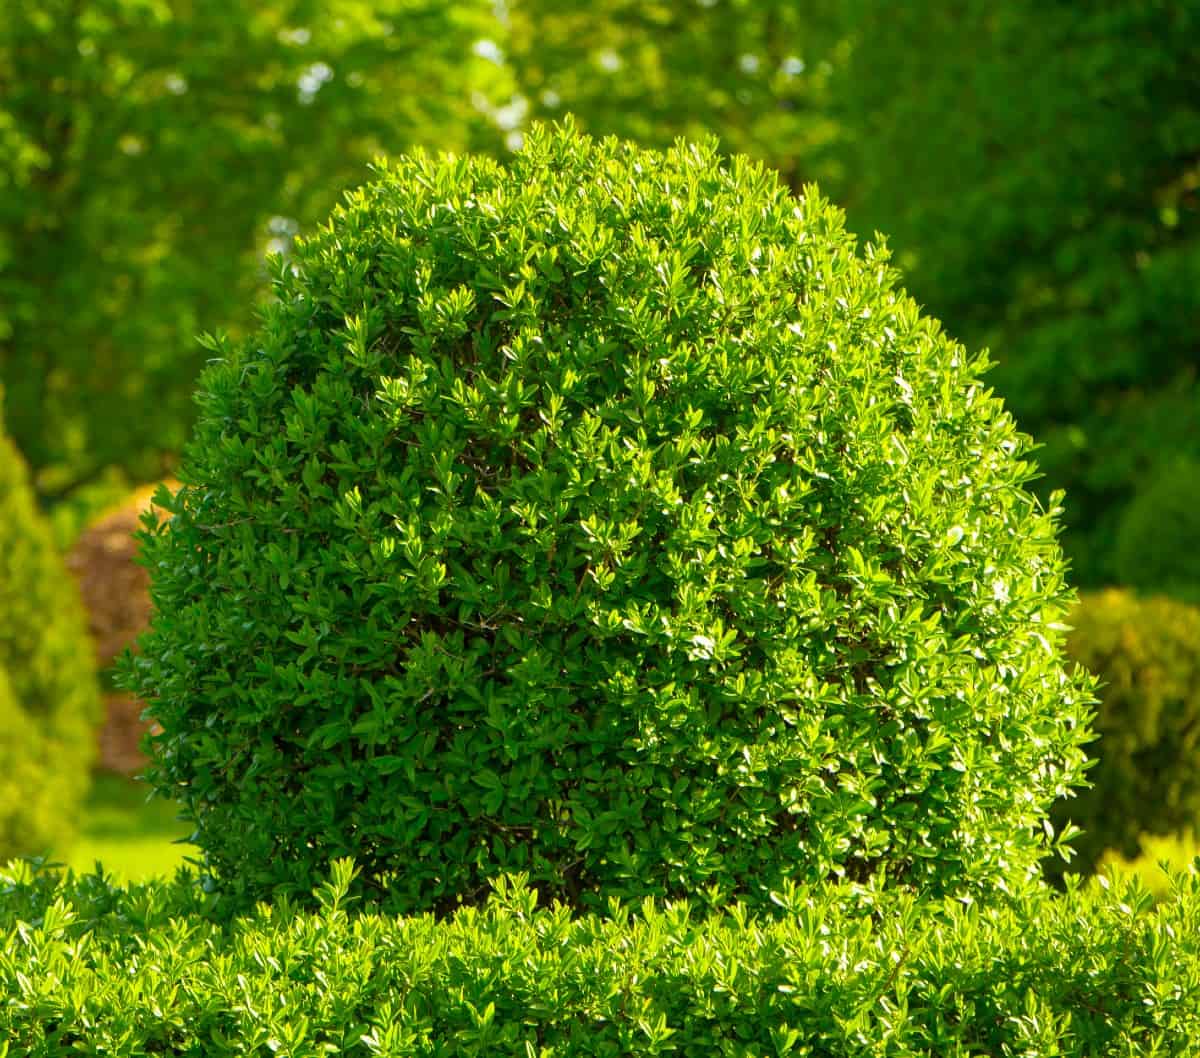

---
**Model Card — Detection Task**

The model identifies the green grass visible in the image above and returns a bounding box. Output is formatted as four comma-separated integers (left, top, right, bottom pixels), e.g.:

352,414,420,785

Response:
62,772,193,883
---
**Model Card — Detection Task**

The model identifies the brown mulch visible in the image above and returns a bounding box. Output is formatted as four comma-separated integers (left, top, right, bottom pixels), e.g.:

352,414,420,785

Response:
67,480,177,774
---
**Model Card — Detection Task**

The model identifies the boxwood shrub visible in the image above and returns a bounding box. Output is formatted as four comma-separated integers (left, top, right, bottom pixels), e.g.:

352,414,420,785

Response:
122,122,1093,917
2,859,1200,1056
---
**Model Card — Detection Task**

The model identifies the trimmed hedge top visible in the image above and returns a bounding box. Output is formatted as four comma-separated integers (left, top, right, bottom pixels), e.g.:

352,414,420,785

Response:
3,860,1200,1056
125,122,1092,916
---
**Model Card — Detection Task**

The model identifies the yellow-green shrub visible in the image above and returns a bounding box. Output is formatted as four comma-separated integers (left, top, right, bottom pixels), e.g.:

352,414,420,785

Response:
3,860,1200,1055
1051,589,1200,875
0,667,54,854
0,411,101,858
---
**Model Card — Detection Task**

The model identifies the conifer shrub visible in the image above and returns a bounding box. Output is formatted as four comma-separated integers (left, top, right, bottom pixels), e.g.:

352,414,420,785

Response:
1051,589,1200,876
1113,459,1200,605
0,667,54,854
124,123,1093,916
0,413,101,859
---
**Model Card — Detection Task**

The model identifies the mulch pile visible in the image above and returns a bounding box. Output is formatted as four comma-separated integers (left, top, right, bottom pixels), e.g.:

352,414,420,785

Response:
67,481,177,775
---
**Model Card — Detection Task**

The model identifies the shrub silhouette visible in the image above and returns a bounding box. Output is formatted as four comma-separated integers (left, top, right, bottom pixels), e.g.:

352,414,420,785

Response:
124,123,1093,916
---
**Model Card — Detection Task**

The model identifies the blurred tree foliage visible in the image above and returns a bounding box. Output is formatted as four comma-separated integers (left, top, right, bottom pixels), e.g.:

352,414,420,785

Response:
504,0,843,189
0,0,508,506
821,0,1200,587
0,398,100,859
1052,590,1200,877
1113,458,1200,604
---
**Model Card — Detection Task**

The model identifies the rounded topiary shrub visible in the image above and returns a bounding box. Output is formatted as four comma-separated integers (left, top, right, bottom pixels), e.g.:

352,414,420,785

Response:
1113,459,1200,605
0,413,101,860
125,123,1093,916
1050,589,1200,876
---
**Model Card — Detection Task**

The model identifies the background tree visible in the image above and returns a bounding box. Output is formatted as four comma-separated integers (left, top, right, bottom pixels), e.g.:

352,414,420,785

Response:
0,0,509,513
819,0,1200,587
504,0,842,189
1052,590,1200,877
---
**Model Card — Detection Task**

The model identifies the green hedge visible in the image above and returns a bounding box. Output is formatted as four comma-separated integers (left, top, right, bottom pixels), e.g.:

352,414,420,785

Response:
2,859,1200,1056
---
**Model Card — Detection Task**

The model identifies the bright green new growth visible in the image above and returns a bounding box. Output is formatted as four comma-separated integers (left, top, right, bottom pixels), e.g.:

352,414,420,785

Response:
126,123,1093,916
0,415,101,858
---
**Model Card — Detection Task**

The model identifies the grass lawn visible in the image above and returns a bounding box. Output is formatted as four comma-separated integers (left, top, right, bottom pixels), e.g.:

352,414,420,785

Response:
62,772,193,883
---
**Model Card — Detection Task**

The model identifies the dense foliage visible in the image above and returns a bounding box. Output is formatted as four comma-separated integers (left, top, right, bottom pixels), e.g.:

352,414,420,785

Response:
6,0,1196,598
0,410,100,858
123,125,1092,917
0,3,1196,1049
2,858,1200,1056
0,0,508,505
1051,589,1200,875
822,0,1200,587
